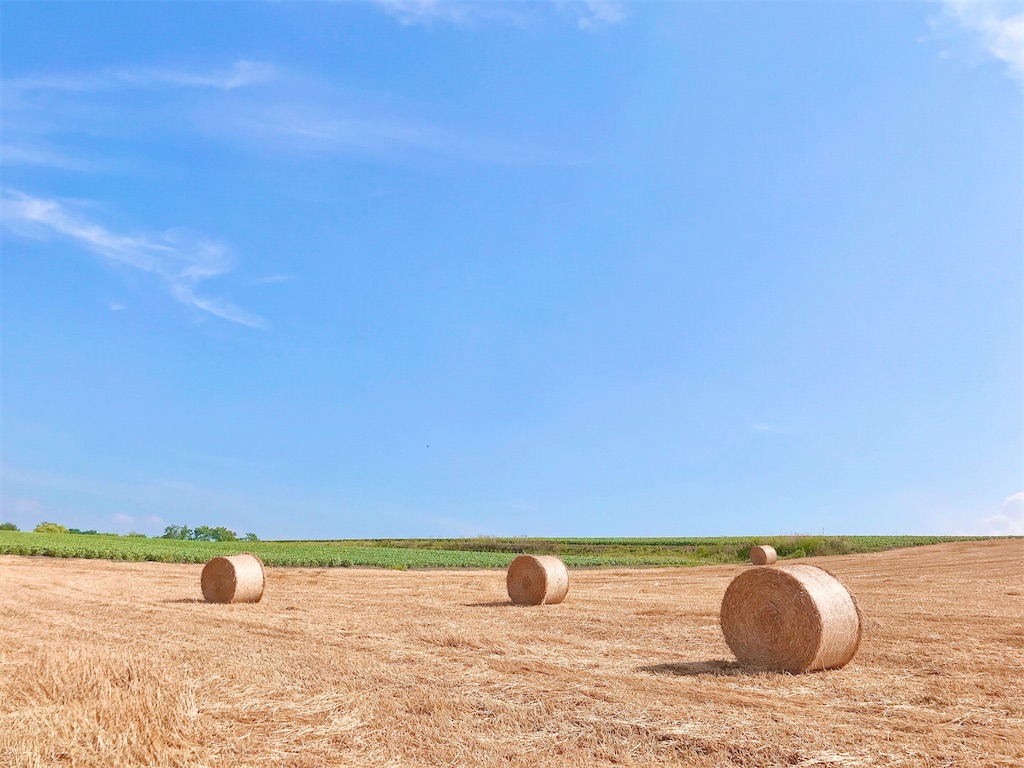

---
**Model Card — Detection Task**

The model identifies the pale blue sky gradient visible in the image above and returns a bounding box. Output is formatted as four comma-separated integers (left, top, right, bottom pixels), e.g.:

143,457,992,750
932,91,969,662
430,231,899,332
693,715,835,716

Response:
1,1,1021,539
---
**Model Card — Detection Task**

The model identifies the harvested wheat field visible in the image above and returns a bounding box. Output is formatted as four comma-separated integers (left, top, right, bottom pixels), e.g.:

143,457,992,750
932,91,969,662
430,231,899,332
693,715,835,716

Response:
1,539,1021,768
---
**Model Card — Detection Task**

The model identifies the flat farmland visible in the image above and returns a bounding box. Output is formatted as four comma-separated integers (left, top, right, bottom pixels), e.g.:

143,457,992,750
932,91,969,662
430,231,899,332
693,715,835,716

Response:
1,539,1021,767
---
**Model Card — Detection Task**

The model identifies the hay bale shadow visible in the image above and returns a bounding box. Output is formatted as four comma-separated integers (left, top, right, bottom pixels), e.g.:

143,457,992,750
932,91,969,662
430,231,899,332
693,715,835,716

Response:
464,600,514,608
640,660,751,677
161,598,204,604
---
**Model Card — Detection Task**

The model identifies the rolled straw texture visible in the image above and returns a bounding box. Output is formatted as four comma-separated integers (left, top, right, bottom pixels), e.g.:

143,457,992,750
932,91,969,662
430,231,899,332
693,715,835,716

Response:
506,555,569,605
201,553,266,604
749,544,778,565
720,564,861,673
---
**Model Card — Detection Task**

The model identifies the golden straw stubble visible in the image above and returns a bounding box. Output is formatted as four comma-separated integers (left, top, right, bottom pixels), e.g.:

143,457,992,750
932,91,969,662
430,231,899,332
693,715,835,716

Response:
749,544,778,565
720,564,862,673
506,555,569,605
201,553,266,604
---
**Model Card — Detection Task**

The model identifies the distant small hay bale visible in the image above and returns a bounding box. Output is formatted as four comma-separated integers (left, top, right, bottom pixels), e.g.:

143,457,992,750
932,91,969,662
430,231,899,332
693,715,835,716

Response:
506,555,569,605
720,564,861,673
201,553,265,604
749,544,777,565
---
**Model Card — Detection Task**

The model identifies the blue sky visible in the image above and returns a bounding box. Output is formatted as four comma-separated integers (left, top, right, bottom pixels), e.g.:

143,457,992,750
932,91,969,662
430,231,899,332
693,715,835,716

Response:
1,1,1021,539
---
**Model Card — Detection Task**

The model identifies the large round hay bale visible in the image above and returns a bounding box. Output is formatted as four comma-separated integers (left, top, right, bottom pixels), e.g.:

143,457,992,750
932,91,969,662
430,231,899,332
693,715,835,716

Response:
506,555,569,605
749,544,777,565
201,553,265,604
720,564,861,673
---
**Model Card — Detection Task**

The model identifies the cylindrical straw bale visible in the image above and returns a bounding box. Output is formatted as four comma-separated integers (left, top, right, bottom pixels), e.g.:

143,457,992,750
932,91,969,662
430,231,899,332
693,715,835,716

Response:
201,553,265,604
749,544,777,565
720,564,861,673
506,555,569,605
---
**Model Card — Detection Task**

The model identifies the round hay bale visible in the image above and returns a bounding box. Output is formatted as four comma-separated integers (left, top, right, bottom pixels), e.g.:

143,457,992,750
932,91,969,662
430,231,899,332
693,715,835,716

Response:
720,564,861,673
749,544,777,565
201,553,265,604
506,555,569,605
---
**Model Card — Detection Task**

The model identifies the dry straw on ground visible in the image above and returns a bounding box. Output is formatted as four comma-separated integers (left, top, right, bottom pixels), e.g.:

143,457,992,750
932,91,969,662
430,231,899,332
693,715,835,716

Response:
2,539,1022,767
720,563,861,673
200,553,265,604
506,554,569,605
748,544,777,565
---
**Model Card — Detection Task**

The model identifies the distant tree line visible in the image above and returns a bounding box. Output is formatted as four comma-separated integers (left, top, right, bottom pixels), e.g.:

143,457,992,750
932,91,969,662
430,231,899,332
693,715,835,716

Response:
0,521,257,541
161,525,258,542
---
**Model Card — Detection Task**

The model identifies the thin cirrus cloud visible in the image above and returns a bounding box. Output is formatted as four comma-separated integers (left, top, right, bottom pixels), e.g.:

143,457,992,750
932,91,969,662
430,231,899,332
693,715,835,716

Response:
249,274,295,285
203,101,556,165
1,60,276,172
4,59,276,93
941,0,1024,79
374,0,527,26
374,0,626,30
751,423,788,435
4,58,560,168
1,189,263,328
0,143,100,172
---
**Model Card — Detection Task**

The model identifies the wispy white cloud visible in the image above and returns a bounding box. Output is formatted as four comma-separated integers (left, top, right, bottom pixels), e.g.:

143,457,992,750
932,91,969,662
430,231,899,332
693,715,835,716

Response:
5,59,276,93
946,491,1024,535
982,491,1024,535
6,33,594,172
1,189,263,327
751,423,787,434
250,273,295,285
1,60,275,172
200,100,555,165
0,143,100,172
576,1,627,30
5,57,562,169
375,0,529,27
941,0,1024,79
374,0,626,30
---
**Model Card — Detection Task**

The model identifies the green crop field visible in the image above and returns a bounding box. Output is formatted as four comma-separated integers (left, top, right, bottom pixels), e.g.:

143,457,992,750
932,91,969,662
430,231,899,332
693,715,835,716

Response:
0,531,995,569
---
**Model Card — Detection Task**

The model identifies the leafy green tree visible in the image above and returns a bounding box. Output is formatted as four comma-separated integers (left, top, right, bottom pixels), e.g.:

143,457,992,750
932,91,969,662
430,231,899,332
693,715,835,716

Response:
34,522,69,534
243,532,259,542
191,525,238,542
125,531,147,537
0,522,19,531
161,525,192,540
68,528,100,535
213,527,239,541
